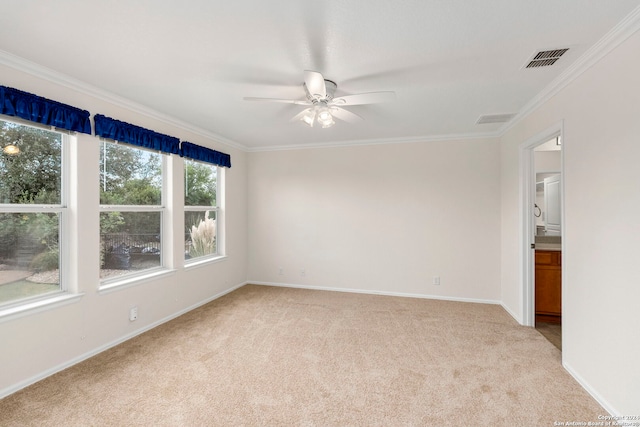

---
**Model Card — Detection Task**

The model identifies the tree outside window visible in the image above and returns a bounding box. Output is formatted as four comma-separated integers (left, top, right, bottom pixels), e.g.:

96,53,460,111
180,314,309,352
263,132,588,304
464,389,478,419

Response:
0,119,65,306
99,140,164,281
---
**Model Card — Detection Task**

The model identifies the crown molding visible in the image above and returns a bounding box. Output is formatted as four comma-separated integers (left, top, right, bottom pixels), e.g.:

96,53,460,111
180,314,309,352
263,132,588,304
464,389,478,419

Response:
0,49,249,152
246,130,501,152
499,4,640,136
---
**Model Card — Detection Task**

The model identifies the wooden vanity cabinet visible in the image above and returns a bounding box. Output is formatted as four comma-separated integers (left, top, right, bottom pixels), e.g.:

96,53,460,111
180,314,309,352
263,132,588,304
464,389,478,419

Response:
535,250,561,324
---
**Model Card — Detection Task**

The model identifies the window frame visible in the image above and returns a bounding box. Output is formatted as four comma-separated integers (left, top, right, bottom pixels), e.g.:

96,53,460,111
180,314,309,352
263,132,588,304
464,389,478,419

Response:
98,139,168,288
0,117,69,309
184,159,222,264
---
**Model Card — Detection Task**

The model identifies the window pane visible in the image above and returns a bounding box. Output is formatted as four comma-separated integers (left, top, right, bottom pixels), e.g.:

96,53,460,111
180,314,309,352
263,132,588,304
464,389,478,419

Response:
0,212,61,305
100,211,161,279
185,160,217,206
0,120,62,204
185,210,217,260
100,141,162,205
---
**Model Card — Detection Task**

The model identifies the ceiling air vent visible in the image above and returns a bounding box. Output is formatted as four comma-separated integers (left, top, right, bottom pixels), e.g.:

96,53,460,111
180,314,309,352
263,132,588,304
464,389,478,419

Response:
476,113,516,125
525,48,569,68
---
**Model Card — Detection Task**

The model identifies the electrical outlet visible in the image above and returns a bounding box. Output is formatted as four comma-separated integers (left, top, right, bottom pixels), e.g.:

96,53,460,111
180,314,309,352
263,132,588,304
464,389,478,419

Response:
129,306,138,321
433,276,440,286
278,267,284,275
301,269,306,277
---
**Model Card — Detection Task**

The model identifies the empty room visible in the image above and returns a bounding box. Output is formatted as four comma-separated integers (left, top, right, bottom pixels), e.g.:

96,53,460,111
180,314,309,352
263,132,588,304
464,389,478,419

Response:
1,1,639,425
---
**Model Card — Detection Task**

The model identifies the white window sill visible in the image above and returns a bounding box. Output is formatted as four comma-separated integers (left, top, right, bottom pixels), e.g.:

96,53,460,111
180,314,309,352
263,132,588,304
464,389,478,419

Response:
99,268,177,294
184,255,227,270
0,293,84,323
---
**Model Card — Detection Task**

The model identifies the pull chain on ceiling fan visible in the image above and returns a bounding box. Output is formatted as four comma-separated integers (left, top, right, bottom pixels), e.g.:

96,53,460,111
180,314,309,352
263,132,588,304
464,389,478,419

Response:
243,70,396,128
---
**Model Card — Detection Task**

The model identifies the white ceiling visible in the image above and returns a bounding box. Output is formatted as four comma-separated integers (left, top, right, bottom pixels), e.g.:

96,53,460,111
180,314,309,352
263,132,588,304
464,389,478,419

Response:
0,1,639,150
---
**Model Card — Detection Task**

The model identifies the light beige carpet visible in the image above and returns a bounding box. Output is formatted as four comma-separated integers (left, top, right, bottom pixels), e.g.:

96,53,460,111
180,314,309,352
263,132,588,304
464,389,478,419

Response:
0,284,604,426
536,322,562,351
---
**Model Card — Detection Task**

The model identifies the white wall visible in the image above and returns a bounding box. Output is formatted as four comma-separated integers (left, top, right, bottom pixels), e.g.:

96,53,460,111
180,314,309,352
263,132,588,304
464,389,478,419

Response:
500,29,640,413
248,139,501,302
0,65,248,397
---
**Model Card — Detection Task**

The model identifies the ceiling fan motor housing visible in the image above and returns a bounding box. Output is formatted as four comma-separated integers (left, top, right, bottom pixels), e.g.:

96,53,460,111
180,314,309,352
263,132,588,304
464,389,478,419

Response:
305,79,337,103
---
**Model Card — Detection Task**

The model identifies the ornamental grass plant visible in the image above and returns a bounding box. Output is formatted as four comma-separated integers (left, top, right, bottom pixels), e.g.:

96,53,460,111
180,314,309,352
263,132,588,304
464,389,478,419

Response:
189,211,216,258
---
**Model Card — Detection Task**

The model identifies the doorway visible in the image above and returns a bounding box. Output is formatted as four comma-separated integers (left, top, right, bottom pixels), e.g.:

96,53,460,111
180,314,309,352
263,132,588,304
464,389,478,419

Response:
520,123,564,350
533,141,562,350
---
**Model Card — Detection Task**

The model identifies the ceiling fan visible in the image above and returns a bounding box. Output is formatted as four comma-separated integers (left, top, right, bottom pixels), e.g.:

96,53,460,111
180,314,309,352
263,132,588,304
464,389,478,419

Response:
243,70,396,128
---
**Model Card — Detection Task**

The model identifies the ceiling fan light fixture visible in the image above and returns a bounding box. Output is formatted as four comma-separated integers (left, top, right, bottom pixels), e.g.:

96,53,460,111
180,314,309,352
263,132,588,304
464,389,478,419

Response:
244,70,394,130
316,106,334,128
320,117,335,128
302,110,316,127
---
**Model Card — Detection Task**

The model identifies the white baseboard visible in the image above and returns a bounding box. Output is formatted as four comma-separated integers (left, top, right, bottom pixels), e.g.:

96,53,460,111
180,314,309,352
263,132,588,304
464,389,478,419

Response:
0,281,248,400
500,302,523,325
562,361,619,417
248,280,501,305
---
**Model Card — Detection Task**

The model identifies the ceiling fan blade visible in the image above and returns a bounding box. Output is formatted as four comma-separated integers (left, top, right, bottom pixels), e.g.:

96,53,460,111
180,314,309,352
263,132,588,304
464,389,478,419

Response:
304,70,326,99
243,97,311,105
290,108,314,123
332,91,396,106
330,107,363,124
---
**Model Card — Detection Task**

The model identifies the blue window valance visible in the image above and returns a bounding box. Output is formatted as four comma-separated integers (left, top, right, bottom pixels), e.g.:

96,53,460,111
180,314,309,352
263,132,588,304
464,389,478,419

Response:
180,141,231,168
94,114,180,155
0,85,91,134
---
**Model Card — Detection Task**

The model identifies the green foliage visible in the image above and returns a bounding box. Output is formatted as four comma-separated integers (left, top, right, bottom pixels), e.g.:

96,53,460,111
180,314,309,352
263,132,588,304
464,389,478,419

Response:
100,212,125,233
0,212,59,263
30,248,59,272
189,211,216,258
100,179,161,205
0,121,62,264
99,141,163,235
185,161,216,206
0,120,62,204
99,142,162,207
0,213,19,258
25,212,59,249
99,142,141,198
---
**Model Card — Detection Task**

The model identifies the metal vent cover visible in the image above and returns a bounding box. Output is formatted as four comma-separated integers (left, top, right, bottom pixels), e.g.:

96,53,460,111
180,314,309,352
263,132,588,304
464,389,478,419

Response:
476,113,516,125
525,48,569,68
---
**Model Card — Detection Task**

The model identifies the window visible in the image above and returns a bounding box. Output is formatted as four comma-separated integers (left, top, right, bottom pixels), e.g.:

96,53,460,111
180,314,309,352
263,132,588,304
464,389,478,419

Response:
0,119,66,307
100,140,165,282
184,159,219,262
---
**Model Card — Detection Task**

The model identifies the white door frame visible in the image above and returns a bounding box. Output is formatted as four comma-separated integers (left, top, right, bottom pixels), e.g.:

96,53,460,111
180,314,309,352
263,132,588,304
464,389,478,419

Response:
519,121,564,327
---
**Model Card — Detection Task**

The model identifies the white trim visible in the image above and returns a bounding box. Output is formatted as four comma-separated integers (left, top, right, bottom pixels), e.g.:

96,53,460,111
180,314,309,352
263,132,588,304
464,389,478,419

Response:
563,361,618,416
500,302,523,325
60,133,72,296
0,49,247,152
98,268,177,294
249,281,501,305
0,205,65,212
184,255,227,270
519,121,563,327
0,280,248,400
99,205,164,212
247,131,500,152
0,293,83,324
